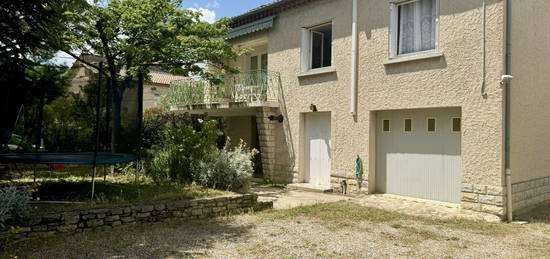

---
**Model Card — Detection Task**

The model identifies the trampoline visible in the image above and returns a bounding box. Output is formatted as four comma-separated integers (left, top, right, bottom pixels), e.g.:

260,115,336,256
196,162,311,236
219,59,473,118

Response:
1,60,143,200
0,152,138,199
0,152,137,165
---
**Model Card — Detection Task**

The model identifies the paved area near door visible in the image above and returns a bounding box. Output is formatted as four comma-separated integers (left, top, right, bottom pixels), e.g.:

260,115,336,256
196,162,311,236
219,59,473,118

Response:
352,194,502,222
251,186,350,210
252,185,502,222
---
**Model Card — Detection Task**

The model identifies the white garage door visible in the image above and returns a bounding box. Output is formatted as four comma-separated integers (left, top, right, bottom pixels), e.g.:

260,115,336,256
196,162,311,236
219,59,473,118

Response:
376,108,462,203
305,112,332,187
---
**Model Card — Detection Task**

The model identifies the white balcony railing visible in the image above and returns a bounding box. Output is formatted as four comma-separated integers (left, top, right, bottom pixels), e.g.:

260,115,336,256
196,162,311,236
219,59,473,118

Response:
167,70,281,107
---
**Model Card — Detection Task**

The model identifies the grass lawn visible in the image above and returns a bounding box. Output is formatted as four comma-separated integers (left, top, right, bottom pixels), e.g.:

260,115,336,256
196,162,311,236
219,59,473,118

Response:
0,165,230,214
2,201,550,258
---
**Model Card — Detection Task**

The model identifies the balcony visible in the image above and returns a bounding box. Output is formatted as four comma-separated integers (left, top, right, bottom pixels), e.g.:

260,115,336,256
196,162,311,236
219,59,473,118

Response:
167,70,281,113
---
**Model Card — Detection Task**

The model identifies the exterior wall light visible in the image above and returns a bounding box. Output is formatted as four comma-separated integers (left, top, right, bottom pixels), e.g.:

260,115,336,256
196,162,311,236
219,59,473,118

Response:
310,104,318,112
268,114,284,123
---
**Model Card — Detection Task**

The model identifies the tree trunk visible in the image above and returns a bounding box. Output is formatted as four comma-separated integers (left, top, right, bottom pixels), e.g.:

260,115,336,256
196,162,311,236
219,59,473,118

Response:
96,18,122,153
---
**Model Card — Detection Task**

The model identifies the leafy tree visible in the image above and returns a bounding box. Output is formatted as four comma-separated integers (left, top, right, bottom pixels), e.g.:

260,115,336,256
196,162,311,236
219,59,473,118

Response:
26,65,72,149
0,0,87,149
43,69,110,152
63,0,238,152
0,0,87,66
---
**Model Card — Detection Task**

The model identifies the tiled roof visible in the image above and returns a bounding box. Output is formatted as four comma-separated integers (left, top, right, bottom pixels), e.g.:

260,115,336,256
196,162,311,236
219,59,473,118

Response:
148,69,188,85
74,56,188,86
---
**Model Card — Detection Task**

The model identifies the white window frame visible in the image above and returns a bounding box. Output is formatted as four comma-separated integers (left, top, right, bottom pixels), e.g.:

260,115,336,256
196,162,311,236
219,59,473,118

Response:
451,117,461,133
426,117,437,133
249,53,268,71
301,21,333,72
389,0,440,59
250,55,259,71
382,119,391,132
403,118,413,133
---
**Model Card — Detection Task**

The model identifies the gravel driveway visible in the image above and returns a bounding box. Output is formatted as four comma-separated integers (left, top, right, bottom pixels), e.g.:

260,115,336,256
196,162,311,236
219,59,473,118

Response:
3,202,550,258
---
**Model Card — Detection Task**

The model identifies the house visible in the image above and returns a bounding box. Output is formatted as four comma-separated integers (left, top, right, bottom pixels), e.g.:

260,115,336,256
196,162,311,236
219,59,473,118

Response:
171,0,550,220
68,56,188,113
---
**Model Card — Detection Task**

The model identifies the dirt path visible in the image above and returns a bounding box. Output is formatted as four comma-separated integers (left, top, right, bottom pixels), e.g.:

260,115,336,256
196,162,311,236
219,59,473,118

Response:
3,202,550,258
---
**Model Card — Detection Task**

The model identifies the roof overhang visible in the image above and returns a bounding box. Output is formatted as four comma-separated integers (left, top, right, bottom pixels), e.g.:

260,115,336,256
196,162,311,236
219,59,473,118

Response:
226,16,275,40
230,0,321,28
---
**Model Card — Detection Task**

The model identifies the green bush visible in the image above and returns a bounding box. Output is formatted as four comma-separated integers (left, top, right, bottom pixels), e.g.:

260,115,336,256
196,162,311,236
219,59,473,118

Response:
0,186,30,229
143,111,258,191
145,115,222,184
194,140,258,191
142,108,167,149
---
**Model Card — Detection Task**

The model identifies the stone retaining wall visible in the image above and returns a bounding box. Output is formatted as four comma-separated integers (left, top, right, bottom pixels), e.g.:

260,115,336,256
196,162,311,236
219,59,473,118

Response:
1,194,272,240
512,176,550,211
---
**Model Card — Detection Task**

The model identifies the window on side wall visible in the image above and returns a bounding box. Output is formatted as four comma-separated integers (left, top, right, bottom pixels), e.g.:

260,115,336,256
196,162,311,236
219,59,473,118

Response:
383,119,391,132
404,118,413,132
390,0,439,58
427,118,437,133
452,117,461,133
301,22,333,71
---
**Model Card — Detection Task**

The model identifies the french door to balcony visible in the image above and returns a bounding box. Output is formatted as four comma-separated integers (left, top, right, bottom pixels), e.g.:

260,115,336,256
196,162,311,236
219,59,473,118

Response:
250,54,268,85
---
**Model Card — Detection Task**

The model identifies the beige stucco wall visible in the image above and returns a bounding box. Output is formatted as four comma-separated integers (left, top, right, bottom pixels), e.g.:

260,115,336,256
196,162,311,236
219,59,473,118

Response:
122,84,169,115
68,66,93,94
69,66,169,113
509,0,550,184
251,0,506,188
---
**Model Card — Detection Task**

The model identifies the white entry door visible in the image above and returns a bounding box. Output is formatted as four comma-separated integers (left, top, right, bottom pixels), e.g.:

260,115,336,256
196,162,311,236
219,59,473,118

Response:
305,113,332,186
376,108,462,203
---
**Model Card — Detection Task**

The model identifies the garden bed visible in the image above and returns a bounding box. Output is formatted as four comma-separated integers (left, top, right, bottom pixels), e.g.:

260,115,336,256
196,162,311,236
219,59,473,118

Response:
1,168,230,215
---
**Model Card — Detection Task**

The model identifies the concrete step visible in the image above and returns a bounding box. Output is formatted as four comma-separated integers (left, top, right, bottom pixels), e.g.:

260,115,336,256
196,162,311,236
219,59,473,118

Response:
287,183,333,193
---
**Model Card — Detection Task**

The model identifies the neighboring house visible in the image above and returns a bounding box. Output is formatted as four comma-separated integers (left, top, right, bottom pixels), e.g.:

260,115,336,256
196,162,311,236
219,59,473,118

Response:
171,0,550,220
68,57,188,113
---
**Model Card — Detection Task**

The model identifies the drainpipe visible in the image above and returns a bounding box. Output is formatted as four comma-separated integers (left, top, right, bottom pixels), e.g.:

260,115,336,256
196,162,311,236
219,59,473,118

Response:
350,0,359,116
504,0,513,223
481,0,487,97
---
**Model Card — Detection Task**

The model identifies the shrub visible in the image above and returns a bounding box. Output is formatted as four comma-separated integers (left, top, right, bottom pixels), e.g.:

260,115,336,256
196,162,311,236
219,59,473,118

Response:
145,116,222,184
194,140,258,191
0,186,30,230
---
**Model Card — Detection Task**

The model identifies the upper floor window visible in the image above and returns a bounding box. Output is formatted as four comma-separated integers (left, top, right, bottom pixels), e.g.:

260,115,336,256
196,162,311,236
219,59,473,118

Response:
249,54,268,84
301,22,332,71
390,0,439,58
249,54,267,71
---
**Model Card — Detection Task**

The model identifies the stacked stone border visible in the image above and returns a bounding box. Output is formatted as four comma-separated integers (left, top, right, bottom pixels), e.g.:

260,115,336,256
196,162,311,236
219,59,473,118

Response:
512,176,550,211
1,194,272,241
256,107,277,181
461,183,505,216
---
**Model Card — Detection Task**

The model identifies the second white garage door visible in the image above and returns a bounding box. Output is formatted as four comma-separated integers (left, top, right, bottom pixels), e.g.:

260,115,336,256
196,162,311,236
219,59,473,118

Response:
375,108,462,204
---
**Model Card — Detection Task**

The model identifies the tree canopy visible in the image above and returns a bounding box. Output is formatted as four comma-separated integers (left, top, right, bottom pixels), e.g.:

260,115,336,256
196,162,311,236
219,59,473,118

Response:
63,0,238,151
1,0,239,152
0,0,87,149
